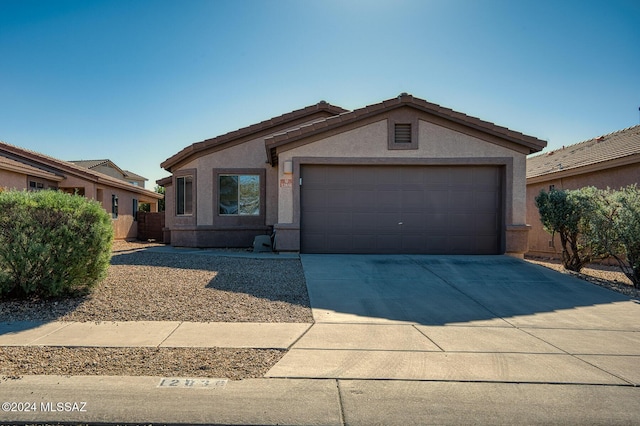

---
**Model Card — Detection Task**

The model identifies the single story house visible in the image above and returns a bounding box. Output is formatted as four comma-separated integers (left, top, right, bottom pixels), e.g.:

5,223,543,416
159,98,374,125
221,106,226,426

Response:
159,93,546,256
526,124,640,258
0,141,163,240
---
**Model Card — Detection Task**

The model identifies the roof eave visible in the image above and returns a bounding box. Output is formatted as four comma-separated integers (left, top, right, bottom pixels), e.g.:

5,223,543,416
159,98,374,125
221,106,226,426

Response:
162,102,348,172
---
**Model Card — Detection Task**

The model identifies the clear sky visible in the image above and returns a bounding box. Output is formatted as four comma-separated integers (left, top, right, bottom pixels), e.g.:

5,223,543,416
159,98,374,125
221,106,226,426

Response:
1,0,638,188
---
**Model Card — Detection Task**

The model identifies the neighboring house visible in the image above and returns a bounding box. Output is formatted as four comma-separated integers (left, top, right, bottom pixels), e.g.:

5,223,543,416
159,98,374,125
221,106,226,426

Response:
159,93,546,255
0,142,163,240
526,125,640,258
70,159,148,188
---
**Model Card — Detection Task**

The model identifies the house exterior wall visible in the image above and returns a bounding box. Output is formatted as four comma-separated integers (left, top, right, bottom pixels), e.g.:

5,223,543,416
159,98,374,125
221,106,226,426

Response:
274,117,530,256
0,169,28,190
0,167,144,240
93,164,125,180
166,136,278,247
526,161,640,258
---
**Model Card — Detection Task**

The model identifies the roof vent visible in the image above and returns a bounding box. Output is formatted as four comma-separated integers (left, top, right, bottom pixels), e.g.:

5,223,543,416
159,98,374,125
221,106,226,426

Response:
596,136,605,142
398,92,409,98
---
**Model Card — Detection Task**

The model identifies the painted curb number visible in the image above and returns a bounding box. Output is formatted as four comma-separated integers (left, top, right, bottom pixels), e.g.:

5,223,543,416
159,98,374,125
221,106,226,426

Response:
158,378,228,388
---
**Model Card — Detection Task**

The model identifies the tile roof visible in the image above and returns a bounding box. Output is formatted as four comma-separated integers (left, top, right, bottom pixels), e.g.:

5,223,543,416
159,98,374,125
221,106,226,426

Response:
69,159,111,169
0,141,162,199
265,93,547,165
161,101,348,171
123,169,148,181
70,159,148,182
526,124,640,179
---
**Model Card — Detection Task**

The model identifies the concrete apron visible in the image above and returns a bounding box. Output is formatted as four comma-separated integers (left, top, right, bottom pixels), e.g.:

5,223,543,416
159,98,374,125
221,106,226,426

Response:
267,254,640,385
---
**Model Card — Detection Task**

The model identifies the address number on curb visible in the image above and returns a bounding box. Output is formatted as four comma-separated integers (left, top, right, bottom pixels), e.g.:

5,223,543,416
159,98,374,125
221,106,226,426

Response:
158,378,228,388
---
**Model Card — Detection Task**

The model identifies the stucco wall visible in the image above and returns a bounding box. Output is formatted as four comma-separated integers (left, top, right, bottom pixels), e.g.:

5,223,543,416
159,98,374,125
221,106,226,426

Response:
0,169,28,190
276,119,527,226
526,162,640,257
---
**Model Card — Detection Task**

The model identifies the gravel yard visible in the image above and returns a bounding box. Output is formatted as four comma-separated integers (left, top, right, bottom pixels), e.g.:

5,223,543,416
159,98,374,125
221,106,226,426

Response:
0,241,313,323
0,347,284,380
525,256,639,298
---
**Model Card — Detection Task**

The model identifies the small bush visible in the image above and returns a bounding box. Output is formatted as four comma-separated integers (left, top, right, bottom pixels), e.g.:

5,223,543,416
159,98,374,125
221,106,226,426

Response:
0,190,113,298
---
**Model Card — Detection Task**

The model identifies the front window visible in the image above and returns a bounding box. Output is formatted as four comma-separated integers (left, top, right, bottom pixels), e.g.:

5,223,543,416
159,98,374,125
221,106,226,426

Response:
219,174,260,216
111,194,118,219
176,176,193,215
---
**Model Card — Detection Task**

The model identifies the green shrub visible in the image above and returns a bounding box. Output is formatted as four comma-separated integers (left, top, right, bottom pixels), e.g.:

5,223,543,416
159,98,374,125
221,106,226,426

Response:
0,190,113,298
586,185,640,288
535,187,607,272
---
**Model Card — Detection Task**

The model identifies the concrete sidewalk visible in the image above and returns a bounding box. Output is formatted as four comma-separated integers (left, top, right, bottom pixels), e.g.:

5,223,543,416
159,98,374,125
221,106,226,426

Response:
1,319,638,386
0,321,311,349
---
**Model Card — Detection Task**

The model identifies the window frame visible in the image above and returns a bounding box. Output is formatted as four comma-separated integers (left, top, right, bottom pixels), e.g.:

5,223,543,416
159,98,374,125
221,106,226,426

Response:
176,175,194,216
218,174,261,217
212,168,265,227
111,194,118,219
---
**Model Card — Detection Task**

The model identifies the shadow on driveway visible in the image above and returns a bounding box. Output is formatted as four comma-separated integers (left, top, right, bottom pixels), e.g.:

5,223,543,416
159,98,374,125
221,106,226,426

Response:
302,255,639,328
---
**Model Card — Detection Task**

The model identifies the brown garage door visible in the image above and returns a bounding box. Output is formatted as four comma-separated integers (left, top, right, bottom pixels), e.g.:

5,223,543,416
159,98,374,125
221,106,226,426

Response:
300,165,503,254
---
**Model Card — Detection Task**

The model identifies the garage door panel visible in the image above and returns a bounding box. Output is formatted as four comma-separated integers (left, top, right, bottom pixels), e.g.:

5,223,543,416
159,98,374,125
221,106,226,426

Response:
327,212,352,231
424,214,449,233
302,191,325,208
301,165,502,254
474,191,499,212
327,189,353,208
447,190,475,211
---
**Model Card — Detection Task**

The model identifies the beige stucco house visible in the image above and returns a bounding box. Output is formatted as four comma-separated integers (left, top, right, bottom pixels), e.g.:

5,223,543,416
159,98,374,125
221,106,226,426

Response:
0,141,163,240
160,93,546,255
526,125,640,258
70,159,148,188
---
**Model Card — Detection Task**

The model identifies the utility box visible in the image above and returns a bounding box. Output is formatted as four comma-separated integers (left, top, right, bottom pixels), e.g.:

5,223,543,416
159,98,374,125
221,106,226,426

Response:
253,235,272,252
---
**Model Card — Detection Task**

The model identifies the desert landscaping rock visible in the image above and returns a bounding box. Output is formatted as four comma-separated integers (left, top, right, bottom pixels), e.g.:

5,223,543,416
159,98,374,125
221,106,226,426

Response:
0,242,313,323
0,346,285,380
526,257,639,298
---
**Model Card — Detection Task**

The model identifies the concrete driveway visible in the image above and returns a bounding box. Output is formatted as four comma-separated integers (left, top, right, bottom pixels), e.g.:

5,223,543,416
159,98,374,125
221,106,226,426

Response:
268,255,640,387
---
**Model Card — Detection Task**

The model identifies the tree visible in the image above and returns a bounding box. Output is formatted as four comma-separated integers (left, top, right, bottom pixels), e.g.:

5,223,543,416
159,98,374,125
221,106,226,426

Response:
586,186,640,288
535,187,607,272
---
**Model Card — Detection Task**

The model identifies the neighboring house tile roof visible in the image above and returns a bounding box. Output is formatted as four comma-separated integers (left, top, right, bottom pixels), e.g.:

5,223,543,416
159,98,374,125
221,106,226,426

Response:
161,101,348,171
265,93,547,165
70,159,113,169
0,141,162,199
526,124,640,179
122,169,147,182
70,159,149,183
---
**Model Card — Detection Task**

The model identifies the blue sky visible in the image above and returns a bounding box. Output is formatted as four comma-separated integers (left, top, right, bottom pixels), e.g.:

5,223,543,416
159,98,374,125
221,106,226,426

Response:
1,0,638,187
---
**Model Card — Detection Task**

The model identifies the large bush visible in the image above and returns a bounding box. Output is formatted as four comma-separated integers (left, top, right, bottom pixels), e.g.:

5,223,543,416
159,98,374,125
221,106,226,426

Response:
535,187,607,272
585,185,640,288
0,190,113,297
